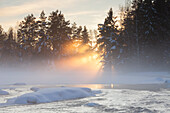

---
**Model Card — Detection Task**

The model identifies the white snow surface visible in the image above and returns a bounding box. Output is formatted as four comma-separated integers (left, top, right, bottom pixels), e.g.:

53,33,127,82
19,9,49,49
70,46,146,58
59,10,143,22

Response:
6,87,96,105
111,46,116,50
0,89,9,95
13,83,26,85
0,84,169,113
85,102,100,107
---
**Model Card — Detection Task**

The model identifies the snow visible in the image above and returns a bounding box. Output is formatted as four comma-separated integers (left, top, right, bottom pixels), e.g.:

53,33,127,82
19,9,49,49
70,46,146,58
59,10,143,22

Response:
0,89,9,95
111,39,116,43
92,90,102,94
6,87,96,105
0,84,169,112
111,46,116,50
13,83,26,85
38,46,41,53
85,102,100,107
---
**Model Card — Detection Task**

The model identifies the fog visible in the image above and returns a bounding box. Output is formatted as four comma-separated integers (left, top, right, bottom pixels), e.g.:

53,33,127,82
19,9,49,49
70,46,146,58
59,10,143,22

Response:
0,53,104,85
1,62,169,85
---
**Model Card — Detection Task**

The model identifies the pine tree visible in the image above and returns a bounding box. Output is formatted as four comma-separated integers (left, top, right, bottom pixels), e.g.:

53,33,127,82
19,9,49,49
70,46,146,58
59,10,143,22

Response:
71,22,78,40
0,25,7,64
36,11,52,60
153,0,170,68
0,25,6,48
70,23,82,55
121,0,170,70
81,26,89,45
17,14,38,62
48,10,71,58
76,26,82,39
3,28,17,64
97,8,122,72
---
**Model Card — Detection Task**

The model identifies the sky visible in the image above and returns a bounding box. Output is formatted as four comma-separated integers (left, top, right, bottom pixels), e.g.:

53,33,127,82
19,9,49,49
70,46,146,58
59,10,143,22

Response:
0,0,125,31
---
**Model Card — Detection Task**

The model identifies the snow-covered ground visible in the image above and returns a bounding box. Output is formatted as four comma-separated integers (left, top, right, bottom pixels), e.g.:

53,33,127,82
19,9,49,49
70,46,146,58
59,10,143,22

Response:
6,87,96,105
0,72,170,112
0,89,9,95
0,84,169,113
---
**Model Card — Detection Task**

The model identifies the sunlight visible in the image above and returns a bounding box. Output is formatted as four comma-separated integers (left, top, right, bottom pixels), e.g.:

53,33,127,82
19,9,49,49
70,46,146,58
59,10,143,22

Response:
54,43,102,80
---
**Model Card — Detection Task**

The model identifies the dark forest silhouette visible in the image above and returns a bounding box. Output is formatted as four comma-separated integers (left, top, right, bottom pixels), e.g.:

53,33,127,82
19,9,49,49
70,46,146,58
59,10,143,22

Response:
0,0,170,72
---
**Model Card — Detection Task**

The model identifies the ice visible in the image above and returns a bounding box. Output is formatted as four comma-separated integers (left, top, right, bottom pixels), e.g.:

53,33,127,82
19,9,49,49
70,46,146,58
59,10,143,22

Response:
0,89,9,95
6,87,97,105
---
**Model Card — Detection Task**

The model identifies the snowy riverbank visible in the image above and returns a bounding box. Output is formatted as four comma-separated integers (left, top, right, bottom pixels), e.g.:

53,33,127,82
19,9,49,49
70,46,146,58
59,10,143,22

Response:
0,87,100,106
0,84,169,113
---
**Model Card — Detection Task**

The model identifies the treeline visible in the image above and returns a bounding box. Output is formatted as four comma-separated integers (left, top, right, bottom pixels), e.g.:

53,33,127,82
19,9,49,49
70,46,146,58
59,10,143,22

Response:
0,0,170,72
0,10,96,67
97,0,170,72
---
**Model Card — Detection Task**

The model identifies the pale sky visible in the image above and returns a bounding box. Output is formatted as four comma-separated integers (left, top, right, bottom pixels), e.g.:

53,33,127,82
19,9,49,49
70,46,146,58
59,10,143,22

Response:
0,0,125,31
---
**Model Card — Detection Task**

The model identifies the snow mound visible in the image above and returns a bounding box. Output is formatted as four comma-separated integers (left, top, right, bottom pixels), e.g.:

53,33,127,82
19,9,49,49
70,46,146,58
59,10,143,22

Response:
0,89,9,95
85,103,100,107
13,83,26,85
7,87,96,105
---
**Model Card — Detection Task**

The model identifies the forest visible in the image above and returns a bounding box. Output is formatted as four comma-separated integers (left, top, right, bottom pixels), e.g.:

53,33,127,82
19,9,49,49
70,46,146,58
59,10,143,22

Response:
0,0,170,72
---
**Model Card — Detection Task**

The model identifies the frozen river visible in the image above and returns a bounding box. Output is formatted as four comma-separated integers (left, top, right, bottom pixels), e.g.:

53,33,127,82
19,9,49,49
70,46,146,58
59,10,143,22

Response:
0,84,170,113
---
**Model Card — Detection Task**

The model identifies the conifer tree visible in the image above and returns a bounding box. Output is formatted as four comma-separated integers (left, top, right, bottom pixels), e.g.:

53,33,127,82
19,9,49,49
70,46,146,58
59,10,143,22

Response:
71,22,78,40
36,11,52,60
0,25,6,47
17,14,38,62
97,8,122,72
81,26,89,45
3,28,17,63
0,25,7,64
48,10,71,58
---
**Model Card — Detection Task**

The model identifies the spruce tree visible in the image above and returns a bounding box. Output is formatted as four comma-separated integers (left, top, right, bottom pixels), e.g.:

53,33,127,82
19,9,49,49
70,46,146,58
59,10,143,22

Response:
81,26,89,45
48,10,71,58
0,25,7,64
36,11,52,60
17,14,38,62
97,8,121,72
3,28,17,64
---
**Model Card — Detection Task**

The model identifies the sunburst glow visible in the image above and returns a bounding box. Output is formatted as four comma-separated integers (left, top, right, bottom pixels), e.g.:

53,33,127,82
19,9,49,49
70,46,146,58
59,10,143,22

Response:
54,42,102,80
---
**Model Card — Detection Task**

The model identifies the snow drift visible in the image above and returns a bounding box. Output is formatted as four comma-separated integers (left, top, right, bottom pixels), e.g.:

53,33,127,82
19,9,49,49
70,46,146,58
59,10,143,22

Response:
6,87,97,105
0,89,9,95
